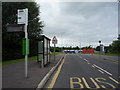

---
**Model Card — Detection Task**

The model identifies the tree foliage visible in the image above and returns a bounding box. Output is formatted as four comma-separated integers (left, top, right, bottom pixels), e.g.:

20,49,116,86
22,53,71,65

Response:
82,45,93,49
50,47,61,52
2,2,44,60
110,34,120,53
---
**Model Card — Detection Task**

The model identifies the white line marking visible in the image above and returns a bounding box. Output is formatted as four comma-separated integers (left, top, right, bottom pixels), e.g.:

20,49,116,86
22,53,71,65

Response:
98,70,104,73
84,59,90,64
84,59,88,61
93,64,112,76
92,65,95,68
88,62,90,64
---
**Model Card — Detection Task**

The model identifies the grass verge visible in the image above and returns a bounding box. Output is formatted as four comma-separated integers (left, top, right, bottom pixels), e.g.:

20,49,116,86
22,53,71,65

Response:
93,53,120,56
2,52,63,66
50,52,63,56
2,56,37,66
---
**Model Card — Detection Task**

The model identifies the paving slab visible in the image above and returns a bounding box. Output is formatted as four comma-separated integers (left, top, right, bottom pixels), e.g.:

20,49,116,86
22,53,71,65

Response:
2,54,64,89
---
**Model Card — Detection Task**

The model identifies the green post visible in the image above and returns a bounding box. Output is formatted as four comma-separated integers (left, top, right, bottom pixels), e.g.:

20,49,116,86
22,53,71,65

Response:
22,38,30,55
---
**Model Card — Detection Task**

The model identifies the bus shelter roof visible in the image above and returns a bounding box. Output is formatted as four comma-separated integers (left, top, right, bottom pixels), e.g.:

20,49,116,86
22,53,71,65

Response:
29,35,51,41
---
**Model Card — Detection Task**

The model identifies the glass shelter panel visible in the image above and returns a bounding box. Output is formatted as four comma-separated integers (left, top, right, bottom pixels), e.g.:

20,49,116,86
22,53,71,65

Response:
44,38,48,65
38,41,43,53
38,41,43,61
38,54,43,61
48,40,50,62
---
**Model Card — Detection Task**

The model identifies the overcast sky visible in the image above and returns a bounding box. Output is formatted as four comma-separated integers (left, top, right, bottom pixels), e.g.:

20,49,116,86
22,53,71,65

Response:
35,0,118,48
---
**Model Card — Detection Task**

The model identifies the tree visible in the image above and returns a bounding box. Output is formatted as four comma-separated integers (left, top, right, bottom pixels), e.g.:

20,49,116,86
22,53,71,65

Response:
76,46,79,50
117,34,120,40
82,45,93,49
50,47,61,52
95,46,100,51
107,34,120,54
2,2,44,60
2,2,43,36
111,41,120,53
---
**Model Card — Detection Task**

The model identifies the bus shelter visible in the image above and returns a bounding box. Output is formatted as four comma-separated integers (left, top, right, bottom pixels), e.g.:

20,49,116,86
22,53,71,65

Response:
30,35,51,68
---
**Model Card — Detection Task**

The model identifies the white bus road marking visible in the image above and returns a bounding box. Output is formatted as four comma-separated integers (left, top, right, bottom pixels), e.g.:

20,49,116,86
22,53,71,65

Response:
83,59,90,64
70,77,119,89
93,64,112,76
84,59,89,62
109,77,120,84
70,77,84,89
90,78,100,88
98,70,104,74
84,59,87,61
87,62,90,64
92,65,95,68
82,77,91,88
95,78,116,88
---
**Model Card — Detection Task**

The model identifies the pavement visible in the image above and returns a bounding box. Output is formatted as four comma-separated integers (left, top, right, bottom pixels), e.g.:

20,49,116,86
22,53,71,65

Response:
2,54,64,89
45,53,119,89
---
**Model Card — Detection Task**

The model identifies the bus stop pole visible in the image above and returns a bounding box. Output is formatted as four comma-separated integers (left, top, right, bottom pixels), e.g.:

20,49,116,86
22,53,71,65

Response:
17,8,28,78
25,8,28,78
25,25,28,78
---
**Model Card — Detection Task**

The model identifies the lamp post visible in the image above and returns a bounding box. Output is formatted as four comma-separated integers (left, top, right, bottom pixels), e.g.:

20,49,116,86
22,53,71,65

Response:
99,40,101,57
60,32,64,52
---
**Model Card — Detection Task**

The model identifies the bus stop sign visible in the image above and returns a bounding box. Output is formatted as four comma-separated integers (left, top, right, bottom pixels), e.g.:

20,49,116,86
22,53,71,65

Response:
52,36,57,44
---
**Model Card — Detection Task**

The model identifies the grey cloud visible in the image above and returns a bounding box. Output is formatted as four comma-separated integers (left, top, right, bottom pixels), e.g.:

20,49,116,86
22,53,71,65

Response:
39,2,118,47
60,2,117,18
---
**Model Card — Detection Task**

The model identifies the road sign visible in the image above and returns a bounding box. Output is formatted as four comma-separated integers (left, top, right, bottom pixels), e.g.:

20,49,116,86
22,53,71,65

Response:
7,24,24,32
52,36,57,44
17,9,28,25
52,36,58,61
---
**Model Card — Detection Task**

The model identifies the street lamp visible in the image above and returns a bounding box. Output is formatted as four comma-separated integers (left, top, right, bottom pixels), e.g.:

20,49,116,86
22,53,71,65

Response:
99,40,101,57
99,40,101,44
60,32,65,52
99,40,101,52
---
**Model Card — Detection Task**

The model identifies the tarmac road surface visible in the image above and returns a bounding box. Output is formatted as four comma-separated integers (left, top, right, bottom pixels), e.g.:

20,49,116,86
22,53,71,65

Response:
45,53,119,89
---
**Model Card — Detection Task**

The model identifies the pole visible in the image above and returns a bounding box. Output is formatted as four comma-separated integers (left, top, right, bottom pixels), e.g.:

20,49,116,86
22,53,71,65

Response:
25,24,28,78
61,33,62,52
99,43,101,58
25,8,28,78
54,43,56,61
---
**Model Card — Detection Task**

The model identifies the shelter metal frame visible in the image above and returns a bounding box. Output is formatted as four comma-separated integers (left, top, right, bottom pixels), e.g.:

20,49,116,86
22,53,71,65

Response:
29,35,51,67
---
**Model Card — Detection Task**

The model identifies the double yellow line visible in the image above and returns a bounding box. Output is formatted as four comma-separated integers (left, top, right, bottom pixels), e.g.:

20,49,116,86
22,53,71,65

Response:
48,54,66,88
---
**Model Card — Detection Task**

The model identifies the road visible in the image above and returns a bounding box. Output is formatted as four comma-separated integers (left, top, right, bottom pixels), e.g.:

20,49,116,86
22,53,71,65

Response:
45,53,119,89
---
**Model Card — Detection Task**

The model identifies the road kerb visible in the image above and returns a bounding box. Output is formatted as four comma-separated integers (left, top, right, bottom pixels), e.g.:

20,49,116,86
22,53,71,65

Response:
36,54,65,89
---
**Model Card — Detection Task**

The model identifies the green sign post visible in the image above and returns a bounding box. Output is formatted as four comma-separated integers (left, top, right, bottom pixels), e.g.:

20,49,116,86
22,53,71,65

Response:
22,38,30,55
